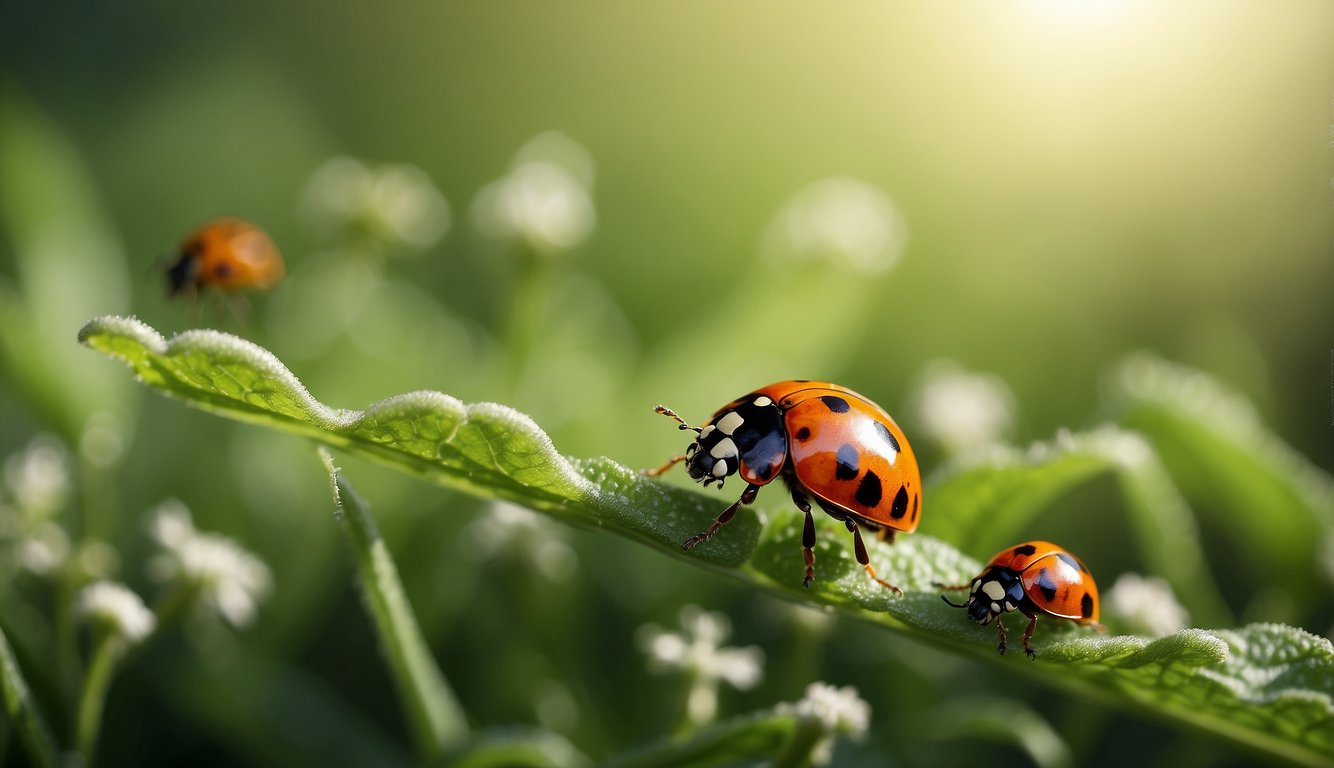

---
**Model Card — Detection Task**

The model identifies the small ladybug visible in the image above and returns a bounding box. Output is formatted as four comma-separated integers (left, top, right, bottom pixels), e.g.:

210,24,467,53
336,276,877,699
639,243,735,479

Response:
164,217,285,298
938,540,1102,659
648,380,922,592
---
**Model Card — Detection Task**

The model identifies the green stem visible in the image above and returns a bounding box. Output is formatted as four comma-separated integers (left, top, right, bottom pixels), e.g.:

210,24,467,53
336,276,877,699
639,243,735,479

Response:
503,249,555,394
0,625,60,768
771,717,827,768
75,632,123,764
320,449,469,759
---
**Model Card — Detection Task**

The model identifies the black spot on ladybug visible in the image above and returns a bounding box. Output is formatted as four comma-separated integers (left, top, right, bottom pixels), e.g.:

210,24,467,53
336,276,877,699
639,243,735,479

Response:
795,427,812,442
213,262,233,278
752,461,776,482
1081,592,1094,619
1012,543,1037,557
854,472,882,508
1056,552,1081,572
873,421,901,453
1035,568,1058,602
889,484,909,518
820,395,850,413
910,493,919,524
834,444,859,480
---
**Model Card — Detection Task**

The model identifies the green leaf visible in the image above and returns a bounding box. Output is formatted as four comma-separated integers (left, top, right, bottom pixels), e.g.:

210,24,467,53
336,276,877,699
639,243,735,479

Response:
0,624,60,768
79,316,1334,766
0,83,135,442
1107,354,1334,611
602,709,798,768
322,449,470,758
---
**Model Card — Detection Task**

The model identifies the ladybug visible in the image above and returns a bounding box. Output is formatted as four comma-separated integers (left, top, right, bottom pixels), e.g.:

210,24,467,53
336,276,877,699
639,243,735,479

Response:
938,540,1102,658
648,380,922,592
164,217,285,298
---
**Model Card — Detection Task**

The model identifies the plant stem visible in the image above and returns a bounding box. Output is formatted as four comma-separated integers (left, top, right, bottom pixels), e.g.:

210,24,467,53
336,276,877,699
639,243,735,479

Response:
75,632,123,764
0,625,60,768
320,449,469,759
771,717,826,768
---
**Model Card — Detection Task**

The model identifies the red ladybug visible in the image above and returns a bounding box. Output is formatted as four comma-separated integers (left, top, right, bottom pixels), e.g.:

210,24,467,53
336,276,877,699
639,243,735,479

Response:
939,540,1102,658
649,380,921,592
165,217,285,298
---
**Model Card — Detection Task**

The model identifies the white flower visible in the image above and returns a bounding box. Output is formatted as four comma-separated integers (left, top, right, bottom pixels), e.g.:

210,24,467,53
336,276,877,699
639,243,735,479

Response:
472,132,596,255
148,501,272,628
468,502,577,582
910,360,1016,455
762,177,907,275
80,411,128,468
3,435,70,517
79,581,155,644
1104,573,1189,637
16,521,70,575
638,605,765,726
302,156,451,250
780,682,871,765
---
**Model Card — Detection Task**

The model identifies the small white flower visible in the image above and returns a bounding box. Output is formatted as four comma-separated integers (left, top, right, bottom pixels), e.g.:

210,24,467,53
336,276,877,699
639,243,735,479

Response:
302,156,451,250
1104,573,1189,637
762,177,907,276
638,605,765,725
4,435,70,517
468,502,577,582
16,521,70,575
79,581,155,645
472,132,596,255
780,682,871,765
148,502,272,628
910,360,1016,456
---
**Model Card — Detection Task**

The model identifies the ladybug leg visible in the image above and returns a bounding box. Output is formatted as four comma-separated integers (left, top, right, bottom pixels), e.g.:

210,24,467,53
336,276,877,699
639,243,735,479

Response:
786,490,820,588
641,454,686,477
846,518,901,595
683,483,759,551
995,617,1008,656
1022,615,1039,660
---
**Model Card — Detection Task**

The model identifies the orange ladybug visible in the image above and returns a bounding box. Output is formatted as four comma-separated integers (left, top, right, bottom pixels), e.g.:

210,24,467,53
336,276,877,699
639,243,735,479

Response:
939,540,1102,658
649,380,922,593
165,217,284,297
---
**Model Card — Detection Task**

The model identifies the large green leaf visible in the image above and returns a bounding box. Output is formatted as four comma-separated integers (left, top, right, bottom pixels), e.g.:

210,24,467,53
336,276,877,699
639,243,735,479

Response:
79,316,1334,767
1107,354,1334,610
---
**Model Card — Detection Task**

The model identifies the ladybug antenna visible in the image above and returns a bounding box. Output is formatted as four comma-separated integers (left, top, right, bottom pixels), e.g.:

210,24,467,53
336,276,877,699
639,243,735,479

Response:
940,594,967,609
654,405,701,433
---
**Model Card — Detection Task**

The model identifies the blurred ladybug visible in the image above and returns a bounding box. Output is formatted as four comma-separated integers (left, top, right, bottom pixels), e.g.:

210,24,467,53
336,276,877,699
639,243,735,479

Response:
938,540,1102,658
648,380,922,592
164,217,285,298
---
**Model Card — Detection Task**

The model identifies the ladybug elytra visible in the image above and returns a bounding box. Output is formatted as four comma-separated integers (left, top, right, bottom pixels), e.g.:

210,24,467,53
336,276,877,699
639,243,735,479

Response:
649,380,922,593
165,217,285,298
938,540,1102,658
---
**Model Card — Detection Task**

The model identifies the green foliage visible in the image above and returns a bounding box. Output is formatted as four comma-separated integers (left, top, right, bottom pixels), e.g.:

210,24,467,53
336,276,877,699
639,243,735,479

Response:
80,315,1334,767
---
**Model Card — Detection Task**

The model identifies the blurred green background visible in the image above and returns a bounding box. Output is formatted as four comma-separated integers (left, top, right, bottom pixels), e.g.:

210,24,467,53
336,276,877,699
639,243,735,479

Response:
1,2,1331,766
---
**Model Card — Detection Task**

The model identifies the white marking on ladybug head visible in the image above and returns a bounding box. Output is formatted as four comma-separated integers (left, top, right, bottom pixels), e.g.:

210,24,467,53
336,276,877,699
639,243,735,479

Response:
716,411,744,436
712,459,729,478
990,601,1001,614
981,581,1006,601
1003,599,1017,612
699,425,716,439
753,396,773,407
710,437,738,460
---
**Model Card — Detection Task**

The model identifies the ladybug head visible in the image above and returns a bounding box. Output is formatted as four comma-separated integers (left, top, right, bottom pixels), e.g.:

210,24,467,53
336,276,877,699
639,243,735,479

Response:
964,568,1025,626
684,422,740,488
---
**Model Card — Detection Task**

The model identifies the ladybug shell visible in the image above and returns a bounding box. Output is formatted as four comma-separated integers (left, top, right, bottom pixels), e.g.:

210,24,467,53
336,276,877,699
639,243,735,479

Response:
987,540,1100,623
166,217,285,296
710,380,922,534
